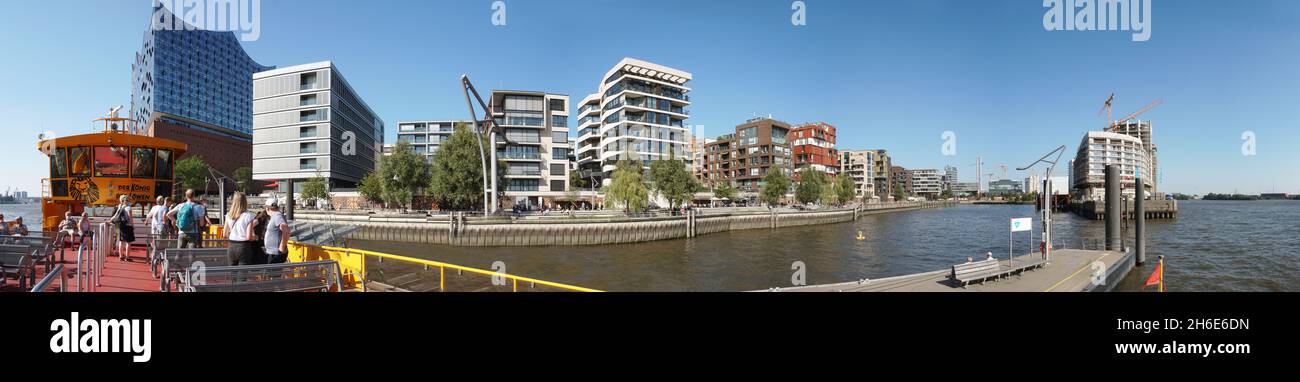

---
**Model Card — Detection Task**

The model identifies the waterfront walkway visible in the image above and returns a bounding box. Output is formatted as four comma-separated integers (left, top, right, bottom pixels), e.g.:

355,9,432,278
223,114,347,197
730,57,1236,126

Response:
769,249,1133,292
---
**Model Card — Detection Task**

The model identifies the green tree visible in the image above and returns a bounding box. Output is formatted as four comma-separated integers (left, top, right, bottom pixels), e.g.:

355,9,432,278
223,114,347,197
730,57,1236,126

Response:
429,124,496,211
357,171,385,207
605,155,649,212
300,174,330,208
174,156,210,193
569,170,589,190
760,168,790,207
940,189,954,200
893,183,906,202
379,141,432,210
713,182,738,202
232,166,254,194
836,175,857,206
648,152,698,210
795,166,827,205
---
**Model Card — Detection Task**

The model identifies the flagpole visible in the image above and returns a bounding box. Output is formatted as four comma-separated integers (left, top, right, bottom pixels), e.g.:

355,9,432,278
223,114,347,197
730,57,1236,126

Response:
1159,255,1165,292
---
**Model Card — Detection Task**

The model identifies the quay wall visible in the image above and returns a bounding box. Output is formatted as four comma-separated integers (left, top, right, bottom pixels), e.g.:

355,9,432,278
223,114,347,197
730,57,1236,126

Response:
295,202,954,247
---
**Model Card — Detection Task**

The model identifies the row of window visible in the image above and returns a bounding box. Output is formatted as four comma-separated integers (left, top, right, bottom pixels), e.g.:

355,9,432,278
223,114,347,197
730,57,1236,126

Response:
49,146,174,180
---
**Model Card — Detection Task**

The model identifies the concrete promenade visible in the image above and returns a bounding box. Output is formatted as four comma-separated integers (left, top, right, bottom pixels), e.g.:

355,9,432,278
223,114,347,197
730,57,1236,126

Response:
766,249,1135,292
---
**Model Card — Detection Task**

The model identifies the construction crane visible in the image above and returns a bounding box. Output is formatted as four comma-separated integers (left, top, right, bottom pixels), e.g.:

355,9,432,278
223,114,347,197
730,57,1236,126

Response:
1098,92,1115,122
999,165,1009,180
1106,98,1163,130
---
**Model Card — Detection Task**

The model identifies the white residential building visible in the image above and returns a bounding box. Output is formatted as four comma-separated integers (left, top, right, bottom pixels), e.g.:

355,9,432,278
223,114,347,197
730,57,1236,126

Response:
911,169,942,199
395,120,469,162
489,90,570,209
252,61,383,191
577,58,693,186
1071,131,1153,201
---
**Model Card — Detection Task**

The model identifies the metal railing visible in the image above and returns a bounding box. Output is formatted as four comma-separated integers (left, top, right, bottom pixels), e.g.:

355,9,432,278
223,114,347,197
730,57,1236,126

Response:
31,264,66,292
288,243,601,292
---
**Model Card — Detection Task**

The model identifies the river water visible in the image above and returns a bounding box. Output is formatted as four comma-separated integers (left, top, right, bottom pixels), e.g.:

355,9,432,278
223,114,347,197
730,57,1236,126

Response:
352,201,1300,292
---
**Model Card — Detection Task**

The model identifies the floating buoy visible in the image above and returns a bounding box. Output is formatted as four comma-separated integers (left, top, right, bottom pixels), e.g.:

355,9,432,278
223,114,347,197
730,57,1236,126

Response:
855,231,865,241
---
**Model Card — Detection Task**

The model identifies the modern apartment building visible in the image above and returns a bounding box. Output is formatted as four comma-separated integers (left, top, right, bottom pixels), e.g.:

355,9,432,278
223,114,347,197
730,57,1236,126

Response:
252,62,384,191
576,58,693,186
870,150,893,200
1070,131,1153,201
395,120,470,162
842,150,873,201
952,182,980,197
942,166,959,193
890,166,912,197
130,3,274,178
573,93,604,183
911,169,942,200
702,117,793,192
790,122,838,178
489,90,570,208
1106,120,1158,194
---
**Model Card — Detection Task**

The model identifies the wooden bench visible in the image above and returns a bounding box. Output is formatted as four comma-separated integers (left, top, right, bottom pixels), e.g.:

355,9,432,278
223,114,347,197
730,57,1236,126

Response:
180,261,343,293
160,248,231,292
149,238,229,279
0,244,38,289
951,258,1048,287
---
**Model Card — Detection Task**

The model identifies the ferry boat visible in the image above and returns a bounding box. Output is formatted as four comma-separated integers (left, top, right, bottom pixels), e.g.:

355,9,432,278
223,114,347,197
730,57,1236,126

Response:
3,108,595,293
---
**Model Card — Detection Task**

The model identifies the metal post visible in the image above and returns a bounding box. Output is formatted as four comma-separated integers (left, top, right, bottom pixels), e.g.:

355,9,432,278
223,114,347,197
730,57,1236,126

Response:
284,179,295,220
490,132,499,214
1135,174,1146,265
1104,165,1121,251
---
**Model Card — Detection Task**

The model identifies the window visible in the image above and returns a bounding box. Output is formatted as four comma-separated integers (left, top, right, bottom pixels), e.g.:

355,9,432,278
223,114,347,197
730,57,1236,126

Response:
50,148,67,178
550,164,566,175
549,99,566,112
300,142,318,154
552,131,568,144
51,180,69,198
300,126,318,138
551,115,568,128
69,147,91,176
300,94,318,106
156,149,172,179
300,109,324,122
132,148,156,178
552,148,568,160
550,180,566,192
93,146,129,177
300,158,318,170
300,72,317,90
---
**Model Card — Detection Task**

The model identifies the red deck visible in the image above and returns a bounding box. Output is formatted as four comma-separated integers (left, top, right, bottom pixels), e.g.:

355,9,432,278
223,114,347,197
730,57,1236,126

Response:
3,242,160,292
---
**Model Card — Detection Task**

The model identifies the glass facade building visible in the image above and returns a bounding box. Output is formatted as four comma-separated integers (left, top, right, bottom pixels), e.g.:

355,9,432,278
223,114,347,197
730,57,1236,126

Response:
130,4,273,140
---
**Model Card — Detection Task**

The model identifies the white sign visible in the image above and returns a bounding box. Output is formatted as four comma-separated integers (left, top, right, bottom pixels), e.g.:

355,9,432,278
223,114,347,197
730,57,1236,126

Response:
1010,218,1033,232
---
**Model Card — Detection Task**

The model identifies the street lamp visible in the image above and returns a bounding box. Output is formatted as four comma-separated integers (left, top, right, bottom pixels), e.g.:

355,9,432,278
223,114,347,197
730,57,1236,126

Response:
1017,145,1067,261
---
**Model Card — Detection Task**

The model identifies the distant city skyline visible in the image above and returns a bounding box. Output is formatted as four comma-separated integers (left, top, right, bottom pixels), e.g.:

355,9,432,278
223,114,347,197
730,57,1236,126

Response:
2,0,1298,195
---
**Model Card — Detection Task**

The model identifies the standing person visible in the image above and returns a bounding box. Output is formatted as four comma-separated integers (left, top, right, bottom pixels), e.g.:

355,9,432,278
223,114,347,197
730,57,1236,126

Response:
223,192,260,266
166,189,204,249
78,211,92,248
110,195,135,262
146,196,167,241
196,199,210,239
161,197,175,239
262,197,290,264
0,214,8,236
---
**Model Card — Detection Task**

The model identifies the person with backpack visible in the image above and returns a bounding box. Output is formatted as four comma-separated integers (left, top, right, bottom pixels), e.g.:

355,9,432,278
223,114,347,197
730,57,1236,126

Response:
166,189,204,249
110,194,135,262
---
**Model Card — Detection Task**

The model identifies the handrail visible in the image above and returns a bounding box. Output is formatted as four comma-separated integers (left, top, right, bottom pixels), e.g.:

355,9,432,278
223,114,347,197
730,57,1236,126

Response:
291,242,601,292
31,264,66,292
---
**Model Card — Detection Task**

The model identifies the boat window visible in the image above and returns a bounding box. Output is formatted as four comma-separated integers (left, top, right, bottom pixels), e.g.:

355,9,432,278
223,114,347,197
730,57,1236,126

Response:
50,147,67,178
51,180,69,198
94,146,129,177
69,147,91,176
132,148,155,179
156,149,173,180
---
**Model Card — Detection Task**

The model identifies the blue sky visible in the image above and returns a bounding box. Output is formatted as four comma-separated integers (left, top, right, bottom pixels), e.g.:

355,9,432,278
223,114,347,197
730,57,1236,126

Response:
2,0,1297,196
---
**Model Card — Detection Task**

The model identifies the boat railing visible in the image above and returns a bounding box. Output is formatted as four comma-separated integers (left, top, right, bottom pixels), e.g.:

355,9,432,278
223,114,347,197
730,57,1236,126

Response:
287,242,601,292
31,264,66,292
